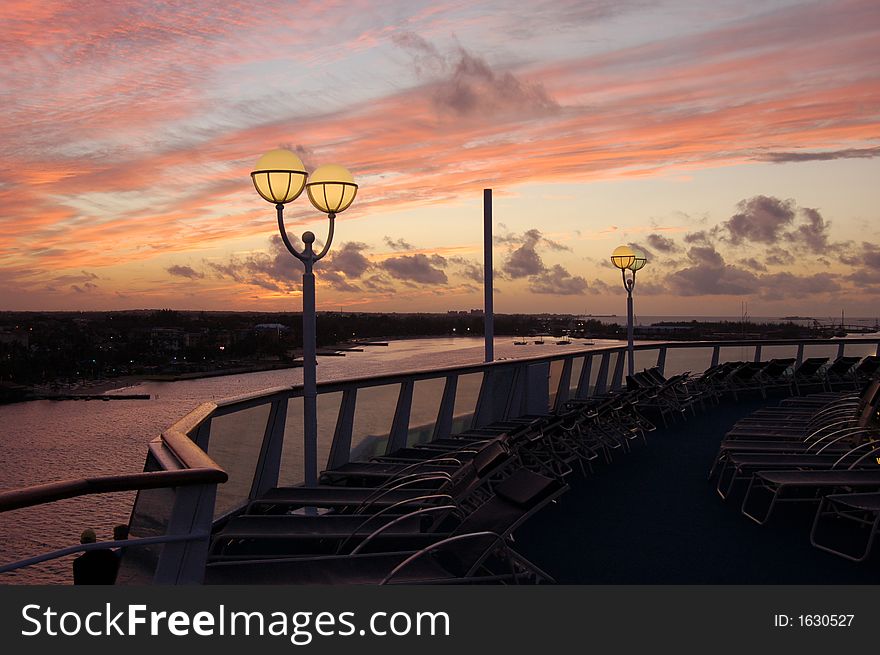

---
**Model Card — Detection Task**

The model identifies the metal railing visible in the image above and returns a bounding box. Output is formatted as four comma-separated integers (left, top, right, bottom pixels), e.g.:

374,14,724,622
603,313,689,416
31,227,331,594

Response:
0,406,227,584
2,336,879,583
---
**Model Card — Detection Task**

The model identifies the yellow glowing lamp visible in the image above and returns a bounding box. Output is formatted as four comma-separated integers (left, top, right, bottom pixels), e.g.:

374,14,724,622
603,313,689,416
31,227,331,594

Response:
610,245,636,270
629,248,647,272
306,164,358,215
251,149,308,204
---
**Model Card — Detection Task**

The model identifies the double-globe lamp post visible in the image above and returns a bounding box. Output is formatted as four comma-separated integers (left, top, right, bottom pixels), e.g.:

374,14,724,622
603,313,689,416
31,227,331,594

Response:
251,149,358,487
610,245,648,378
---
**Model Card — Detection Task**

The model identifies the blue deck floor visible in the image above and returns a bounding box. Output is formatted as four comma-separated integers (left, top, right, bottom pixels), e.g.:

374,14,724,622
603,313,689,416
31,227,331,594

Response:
516,395,880,583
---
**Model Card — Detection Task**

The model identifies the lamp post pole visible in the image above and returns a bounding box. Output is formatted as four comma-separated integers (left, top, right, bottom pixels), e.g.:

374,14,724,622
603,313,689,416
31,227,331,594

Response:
276,207,336,486
610,246,647,380
252,150,356,488
623,271,636,378
483,188,494,363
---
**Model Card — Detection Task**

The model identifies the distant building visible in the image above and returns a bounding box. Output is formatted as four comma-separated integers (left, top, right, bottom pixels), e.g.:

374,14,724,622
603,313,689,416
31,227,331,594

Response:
150,327,184,353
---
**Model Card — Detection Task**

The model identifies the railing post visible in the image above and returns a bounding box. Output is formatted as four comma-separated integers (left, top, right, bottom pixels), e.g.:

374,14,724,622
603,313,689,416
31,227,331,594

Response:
796,343,805,367
507,364,526,417
555,358,573,411
153,483,216,584
192,418,212,451
577,355,593,399
474,366,518,425
432,375,458,440
594,352,611,395
711,345,720,368
753,344,762,363
249,396,288,499
327,389,357,469
656,346,667,377
523,362,551,415
611,350,626,390
386,381,414,453
837,342,846,359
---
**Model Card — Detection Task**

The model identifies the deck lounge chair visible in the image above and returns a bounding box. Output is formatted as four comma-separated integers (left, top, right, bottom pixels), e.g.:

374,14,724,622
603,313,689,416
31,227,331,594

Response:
789,357,829,395
853,356,880,385
740,469,880,525
823,356,861,390
206,468,566,584
206,532,551,584
810,491,880,562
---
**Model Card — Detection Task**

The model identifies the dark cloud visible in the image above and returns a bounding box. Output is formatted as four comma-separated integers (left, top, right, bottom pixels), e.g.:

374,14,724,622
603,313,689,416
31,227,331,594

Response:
51,271,100,285
320,271,361,293
758,272,840,300
529,265,588,295
362,275,396,293
71,281,99,294
383,236,414,251
394,33,558,119
499,228,571,278
505,245,544,278
588,278,613,295
756,146,880,163
683,230,712,244
785,207,830,253
208,235,300,293
764,246,790,267
738,257,767,272
687,245,724,268
646,234,679,253
667,264,759,296
723,196,795,245
325,242,371,279
448,256,485,283
382,254,448,284
166,264,204,280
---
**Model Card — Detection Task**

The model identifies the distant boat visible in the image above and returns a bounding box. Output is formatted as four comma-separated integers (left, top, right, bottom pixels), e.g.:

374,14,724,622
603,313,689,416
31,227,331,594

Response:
513,339,528,345
555,338,572,345
534,337,545,345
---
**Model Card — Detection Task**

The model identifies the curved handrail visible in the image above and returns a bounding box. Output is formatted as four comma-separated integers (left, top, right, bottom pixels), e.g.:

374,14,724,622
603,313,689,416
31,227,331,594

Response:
207,336,880,399
0,429,227,514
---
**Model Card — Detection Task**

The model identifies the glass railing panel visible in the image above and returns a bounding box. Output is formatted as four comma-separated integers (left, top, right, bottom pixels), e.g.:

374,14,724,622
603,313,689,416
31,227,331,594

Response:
279,392,341,487
451,372,484,434
116,451,171,584
548,360,565,411
800,343,844,361
632,348,661,375
585,352,605,395
757,344,799,362
349,384,399,461
717,346,752,367
407,378,445,446
568,356,585,396
664,347,714,376
207,403,271,518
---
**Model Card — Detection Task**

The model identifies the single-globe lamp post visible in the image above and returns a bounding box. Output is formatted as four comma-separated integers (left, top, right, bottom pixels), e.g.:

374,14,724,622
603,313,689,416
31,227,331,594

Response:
251,150,358,486
610,245,648,377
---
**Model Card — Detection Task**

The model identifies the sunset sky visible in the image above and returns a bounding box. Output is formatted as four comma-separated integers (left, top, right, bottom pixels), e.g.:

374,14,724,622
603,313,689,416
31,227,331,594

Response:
1,0,879,317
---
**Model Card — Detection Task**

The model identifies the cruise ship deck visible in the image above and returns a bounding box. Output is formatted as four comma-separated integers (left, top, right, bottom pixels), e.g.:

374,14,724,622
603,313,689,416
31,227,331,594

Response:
516,396,880,584
2,337,879,584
